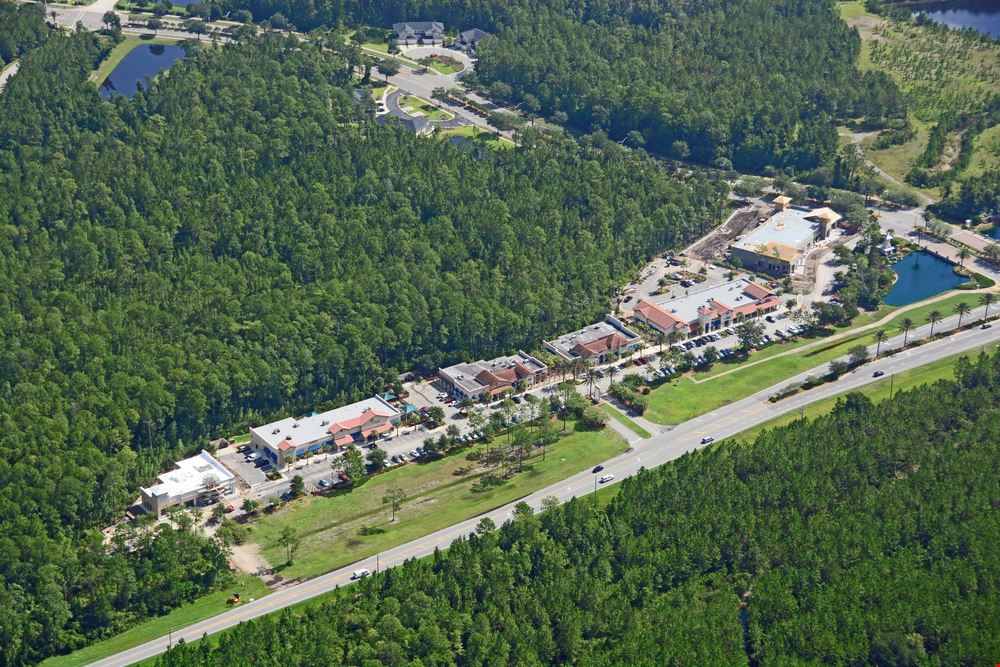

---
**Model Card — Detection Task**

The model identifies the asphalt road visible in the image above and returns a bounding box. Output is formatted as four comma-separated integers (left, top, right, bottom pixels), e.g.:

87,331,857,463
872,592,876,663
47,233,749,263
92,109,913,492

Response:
90,316,1000,667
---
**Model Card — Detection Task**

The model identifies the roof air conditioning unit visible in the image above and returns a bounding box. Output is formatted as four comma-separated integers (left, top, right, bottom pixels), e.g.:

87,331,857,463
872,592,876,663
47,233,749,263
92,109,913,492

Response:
272,429,280,434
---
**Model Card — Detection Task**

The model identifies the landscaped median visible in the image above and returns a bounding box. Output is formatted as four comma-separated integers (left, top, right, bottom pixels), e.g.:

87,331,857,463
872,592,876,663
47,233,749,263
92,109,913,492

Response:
644,291,991,424
250,422,627,580
726,340,1000,445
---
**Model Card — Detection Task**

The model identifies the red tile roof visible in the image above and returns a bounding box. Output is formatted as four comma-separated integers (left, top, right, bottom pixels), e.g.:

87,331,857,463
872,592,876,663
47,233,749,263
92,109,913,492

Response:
327,407,395,435
634,300,684,331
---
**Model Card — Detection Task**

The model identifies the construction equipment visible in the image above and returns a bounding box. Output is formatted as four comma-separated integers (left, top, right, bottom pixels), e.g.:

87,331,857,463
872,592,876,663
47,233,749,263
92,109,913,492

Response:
227,592,241,606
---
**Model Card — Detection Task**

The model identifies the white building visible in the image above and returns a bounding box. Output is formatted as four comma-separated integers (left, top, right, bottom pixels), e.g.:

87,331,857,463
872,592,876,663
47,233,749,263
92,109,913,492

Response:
141,450,236,518
249,396,401,469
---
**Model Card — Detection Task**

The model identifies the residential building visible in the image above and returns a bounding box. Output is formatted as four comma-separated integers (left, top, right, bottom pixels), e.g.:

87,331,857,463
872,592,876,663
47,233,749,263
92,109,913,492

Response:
249,396,401,469
141,450,235,518
544,315,641,364
458,27,490,51
377,113,434,137
393,21,445,46
439,351,547,401
730,198,842,275
633,278,780,338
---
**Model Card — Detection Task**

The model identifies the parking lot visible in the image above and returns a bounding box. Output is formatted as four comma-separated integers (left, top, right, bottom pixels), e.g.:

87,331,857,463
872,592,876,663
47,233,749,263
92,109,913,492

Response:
217,445,271,487
619,259,734,316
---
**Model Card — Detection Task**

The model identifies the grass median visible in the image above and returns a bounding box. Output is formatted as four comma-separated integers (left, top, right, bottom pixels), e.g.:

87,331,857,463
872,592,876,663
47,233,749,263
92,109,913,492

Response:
645,292,979,424
251,422,628,579
727,340,1000,444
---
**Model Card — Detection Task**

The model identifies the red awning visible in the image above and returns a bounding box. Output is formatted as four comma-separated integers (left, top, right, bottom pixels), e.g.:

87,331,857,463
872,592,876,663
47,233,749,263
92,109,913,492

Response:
334,434,353,447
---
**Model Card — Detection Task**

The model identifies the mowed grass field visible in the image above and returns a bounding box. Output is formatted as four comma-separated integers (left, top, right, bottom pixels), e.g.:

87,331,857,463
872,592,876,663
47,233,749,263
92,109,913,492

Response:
251,422,627,579
40,575,269,667
645,292,980,424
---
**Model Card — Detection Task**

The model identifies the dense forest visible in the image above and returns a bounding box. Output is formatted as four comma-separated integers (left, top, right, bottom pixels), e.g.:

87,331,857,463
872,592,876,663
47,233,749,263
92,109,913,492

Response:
0,6,721,663
219,0,906,173
156,352,1000,666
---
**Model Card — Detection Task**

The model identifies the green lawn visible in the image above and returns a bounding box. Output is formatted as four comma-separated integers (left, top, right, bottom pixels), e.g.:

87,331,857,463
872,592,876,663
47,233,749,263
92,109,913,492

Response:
645,292,980,424
424,59,461,75
251,423,627,579
598,403,652,438
362,42,389,53
398,95,453,121
728,340,1000,444
40,575,269,667
90,35,181,85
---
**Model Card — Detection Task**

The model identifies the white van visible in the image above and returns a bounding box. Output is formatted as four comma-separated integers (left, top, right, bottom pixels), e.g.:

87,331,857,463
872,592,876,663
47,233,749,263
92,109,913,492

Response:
598,474,614,484
351,568,370,580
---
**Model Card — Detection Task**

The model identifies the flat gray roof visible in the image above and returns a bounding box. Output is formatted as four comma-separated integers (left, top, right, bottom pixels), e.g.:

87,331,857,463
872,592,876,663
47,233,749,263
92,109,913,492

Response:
648,278,769,324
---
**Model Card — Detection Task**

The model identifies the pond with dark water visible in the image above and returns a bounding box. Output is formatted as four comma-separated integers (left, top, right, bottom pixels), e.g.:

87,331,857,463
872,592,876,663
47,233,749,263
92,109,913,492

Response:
883,250,970,306
911,1,1000,39
100,44,185,99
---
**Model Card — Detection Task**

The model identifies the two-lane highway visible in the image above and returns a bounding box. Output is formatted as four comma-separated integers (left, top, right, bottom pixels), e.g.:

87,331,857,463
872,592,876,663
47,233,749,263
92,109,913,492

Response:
90,314,1000,667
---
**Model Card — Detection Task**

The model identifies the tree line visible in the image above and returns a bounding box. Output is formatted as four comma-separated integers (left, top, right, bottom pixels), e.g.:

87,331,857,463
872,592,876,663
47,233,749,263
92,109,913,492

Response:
156,351,1000,666
0,12,722,663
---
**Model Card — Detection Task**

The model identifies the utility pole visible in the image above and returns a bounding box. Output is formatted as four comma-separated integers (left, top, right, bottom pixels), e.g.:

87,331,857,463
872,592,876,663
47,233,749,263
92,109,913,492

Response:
889,374,894,399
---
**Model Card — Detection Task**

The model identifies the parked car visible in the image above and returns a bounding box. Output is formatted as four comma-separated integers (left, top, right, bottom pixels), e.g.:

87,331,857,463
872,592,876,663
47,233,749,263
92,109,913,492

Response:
245,453,259,462
765,315,776,323
598,474,615,484
317,479,330,488
338,471,351,483
512,395,522,404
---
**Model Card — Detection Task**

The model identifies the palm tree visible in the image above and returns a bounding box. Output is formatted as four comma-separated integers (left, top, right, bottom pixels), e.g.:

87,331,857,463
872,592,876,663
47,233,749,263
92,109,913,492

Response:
873,329,888,357
607,364,618,389
585,365,599,401
957,246,971,267
926,310,942,338
657,332,665,355
981,292,996,320
954,302,971,329
898,317,915,347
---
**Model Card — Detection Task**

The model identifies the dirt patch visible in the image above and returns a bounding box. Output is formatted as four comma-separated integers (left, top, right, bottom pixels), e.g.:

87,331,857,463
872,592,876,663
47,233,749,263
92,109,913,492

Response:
229,541,271,575
688,204,769,262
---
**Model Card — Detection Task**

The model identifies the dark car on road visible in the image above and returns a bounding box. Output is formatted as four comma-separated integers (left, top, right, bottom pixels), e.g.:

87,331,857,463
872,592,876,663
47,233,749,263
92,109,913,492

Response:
592,464,605,473
873,370,885,377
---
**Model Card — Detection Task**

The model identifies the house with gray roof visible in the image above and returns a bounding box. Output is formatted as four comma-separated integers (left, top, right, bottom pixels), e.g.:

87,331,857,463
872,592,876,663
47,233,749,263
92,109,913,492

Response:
458,28,491,51
393,21,445,46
